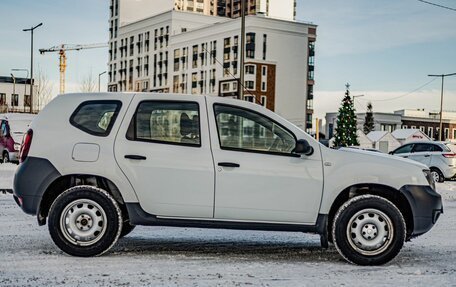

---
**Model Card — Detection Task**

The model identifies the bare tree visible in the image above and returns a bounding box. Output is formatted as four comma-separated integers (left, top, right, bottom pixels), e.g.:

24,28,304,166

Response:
36,68,54,111
80,72,97,93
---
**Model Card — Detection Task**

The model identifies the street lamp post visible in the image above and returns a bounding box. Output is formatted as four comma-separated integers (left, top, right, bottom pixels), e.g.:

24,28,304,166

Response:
428,73,456,141
98,71,107,92
10,74,16,111
352,94,364,104
23,23,43,113
239,0,246,100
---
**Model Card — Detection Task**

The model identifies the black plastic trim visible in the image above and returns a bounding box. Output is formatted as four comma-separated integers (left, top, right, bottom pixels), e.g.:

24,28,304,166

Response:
13,157,61,215
399,184,443,237
126,203,327,233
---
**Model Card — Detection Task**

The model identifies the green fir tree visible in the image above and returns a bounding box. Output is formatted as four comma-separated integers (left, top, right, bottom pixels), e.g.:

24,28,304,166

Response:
363,102,375,134
334,84,359,147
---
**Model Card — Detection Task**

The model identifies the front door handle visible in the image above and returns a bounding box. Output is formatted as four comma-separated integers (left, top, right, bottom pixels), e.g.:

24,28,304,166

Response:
125,155,147,160
424,155,430,157
218,162,240,168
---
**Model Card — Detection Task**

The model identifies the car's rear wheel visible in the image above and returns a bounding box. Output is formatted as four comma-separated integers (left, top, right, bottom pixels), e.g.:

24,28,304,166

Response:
332,195,406,265
48,186,123,257
430,168,444,183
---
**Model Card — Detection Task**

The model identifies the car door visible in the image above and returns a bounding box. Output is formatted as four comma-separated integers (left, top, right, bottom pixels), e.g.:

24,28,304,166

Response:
207,98,323,224
114,94,215,218
391,143,414,159
409,143,432,167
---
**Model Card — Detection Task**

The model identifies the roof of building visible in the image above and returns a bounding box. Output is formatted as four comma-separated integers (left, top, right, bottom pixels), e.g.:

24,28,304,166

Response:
391,129,430,140
367,131,389,142
0,76,32,85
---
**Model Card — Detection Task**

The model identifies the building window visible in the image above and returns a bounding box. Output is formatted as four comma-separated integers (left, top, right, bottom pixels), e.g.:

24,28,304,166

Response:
262,66,267,76
0,93,6,105
24,95,31,107
261,82,266,92
222,83,230,92
445,128,449,140
453,128,456,140
245,81,255,90
263,34,267,60
191,72,198,94
245,65,255,75
192,45,198,68
428,127,434,138
246,32,255,59
420,126,425,132
11,94,19,107
260,95,267,107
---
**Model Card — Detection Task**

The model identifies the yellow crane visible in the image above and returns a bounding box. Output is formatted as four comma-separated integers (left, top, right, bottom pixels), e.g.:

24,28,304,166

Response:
39,43,108,94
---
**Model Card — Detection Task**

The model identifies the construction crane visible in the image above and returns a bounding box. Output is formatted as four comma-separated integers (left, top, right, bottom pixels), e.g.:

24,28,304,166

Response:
39,43,108,94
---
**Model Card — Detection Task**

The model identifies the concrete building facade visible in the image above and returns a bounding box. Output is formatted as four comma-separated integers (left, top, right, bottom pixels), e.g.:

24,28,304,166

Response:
108,4,317,131
0,76,37,114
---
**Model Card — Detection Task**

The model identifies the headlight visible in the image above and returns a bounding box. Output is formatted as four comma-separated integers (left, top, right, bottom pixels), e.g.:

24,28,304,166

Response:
14,143,21,151
423,169,436,191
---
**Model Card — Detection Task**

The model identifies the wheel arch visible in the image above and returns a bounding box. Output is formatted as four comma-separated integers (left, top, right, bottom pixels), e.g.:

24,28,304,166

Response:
38,174,128,225
327,183,414,240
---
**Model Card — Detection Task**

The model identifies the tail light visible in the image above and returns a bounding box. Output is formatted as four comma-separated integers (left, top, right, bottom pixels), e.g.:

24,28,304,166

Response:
442,153,456,158
19,129,33,163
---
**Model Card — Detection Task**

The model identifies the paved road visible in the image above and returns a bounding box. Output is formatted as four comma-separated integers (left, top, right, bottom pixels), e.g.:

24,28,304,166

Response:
0,184,455,286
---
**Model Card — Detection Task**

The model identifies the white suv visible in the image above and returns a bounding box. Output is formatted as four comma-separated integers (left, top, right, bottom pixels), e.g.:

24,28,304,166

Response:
13,93,442,265
390,141,456,183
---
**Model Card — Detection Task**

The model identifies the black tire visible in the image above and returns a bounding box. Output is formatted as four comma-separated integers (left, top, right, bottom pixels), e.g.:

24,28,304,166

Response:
48,186,123,257
430,168,444,183
332,195,406,266
119,222,136,238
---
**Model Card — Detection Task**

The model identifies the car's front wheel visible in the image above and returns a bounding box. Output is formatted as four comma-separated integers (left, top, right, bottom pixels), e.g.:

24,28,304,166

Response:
332,195,406,265
48,186,123,257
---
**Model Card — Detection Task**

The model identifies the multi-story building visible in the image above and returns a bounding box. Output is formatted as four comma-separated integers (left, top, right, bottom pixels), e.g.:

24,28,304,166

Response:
0,76,37,113
218,0,297,20
325,109,456,141
108,0,316,130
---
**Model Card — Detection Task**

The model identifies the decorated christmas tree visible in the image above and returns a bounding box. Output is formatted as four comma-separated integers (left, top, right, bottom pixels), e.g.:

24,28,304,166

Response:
363,102,375,134
334,84,359,147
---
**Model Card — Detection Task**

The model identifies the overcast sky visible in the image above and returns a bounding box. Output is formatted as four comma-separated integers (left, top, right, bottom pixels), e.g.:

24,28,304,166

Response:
0,0,455,122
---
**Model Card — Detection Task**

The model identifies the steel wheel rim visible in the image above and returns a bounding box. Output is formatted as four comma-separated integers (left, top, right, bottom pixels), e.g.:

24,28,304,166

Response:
60,199,107,246
346,208,394,256
431,171,440,183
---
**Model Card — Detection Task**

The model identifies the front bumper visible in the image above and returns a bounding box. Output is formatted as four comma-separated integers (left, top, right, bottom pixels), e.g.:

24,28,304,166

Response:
400,185,443,237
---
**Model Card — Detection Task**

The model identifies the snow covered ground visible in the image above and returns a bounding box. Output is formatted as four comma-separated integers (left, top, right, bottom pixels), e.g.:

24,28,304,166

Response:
0,164,455,286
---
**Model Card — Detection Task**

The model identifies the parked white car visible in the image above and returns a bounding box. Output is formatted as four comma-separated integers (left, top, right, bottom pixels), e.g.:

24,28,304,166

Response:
390,141,456,183
13,93,442,265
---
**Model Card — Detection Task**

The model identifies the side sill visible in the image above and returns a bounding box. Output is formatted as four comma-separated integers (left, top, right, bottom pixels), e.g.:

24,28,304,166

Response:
126,203,327,234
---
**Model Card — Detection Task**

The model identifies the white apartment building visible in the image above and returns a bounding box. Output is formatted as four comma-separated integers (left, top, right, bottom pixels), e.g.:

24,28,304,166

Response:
0,76,38,113
108,1,316,130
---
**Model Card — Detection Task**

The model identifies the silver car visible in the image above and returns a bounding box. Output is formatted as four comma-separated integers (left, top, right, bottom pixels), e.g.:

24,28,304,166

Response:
390,141,456,182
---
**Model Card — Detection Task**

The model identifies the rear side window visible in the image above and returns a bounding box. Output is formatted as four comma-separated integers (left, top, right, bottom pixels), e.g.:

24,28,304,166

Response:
127,101,200,147
412,143,433,152
70,101,122,137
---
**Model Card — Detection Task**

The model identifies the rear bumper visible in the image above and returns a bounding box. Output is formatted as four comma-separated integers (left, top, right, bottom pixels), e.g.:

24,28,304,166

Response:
13,157,61,215
400,185,443,237
442,166,456,179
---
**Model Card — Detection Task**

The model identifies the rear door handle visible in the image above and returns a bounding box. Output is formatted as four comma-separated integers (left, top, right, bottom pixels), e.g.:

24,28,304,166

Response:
218,162,240,168
125,155,147,160
424,155,430,157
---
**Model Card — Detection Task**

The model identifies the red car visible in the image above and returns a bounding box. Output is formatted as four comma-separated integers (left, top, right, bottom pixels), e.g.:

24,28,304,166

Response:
0,114,35,163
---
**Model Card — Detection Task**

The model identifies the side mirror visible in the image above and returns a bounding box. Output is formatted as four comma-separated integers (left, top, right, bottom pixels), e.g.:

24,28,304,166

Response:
388,151,394,155
294,139,314,156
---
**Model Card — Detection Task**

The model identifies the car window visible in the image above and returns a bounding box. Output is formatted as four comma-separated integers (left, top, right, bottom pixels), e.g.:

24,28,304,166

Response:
433,145,444,152
412,143,433,153
70,101,122,137
214,104,296,155
127,101,200,146
393,144,413,154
